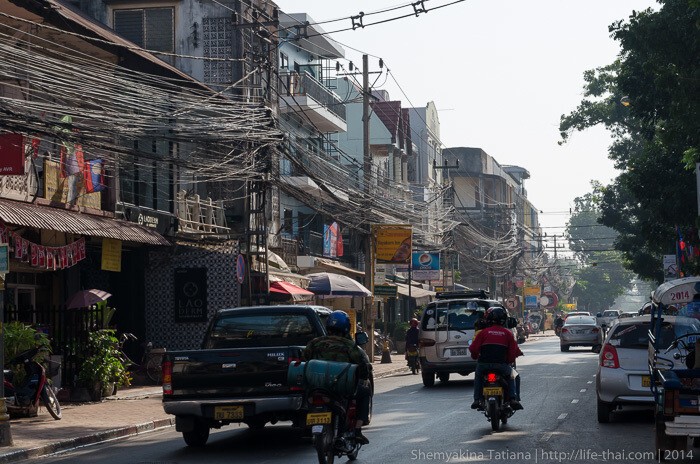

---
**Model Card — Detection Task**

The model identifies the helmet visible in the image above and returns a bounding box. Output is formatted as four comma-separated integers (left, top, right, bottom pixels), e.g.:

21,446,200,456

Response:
410,318,419,328
485,307,507,325
326,310,351,335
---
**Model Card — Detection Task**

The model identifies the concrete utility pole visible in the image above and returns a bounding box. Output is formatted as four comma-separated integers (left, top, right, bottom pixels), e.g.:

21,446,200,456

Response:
362,54,375,359
0,271,11,445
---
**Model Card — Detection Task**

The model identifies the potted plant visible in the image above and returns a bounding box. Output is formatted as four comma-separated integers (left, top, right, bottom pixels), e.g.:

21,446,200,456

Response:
77,329,131,400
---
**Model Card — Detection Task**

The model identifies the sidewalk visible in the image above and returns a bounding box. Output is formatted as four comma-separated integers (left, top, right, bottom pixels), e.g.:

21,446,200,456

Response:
0,353,408,463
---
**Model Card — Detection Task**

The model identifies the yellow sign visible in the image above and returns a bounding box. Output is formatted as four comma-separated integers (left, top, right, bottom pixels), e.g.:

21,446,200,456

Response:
44,160,101,209
524,286,540,297
101,238,122,272
373,225,412,264
347,309,357,339
563,304,577,310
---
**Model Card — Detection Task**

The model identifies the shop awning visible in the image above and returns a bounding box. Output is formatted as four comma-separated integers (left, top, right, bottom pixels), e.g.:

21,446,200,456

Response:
269,269,311,288
270,281,314,302
0,199,170,246
315,257,364,277
395,282,436,306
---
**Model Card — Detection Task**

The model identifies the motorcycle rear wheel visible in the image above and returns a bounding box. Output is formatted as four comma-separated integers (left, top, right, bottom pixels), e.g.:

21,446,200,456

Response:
313,416,337,464
488,401,500,431
41,385,62,420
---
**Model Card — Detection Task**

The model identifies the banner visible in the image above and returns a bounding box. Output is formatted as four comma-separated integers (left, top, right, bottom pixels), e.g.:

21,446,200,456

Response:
374,225,412,264
0,133,24,175
323,222,341,258
101,238,122,272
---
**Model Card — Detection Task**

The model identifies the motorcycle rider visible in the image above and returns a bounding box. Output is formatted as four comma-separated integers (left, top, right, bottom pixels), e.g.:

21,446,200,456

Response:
303,310,372,445
553,313,564,335
469,307,524,411
405,318,420,355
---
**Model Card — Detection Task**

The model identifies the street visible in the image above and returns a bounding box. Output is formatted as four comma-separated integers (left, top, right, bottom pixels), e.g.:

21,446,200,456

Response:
31,336,690,464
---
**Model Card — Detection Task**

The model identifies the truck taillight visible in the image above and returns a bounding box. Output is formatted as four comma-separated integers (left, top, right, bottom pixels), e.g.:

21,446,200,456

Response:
162,360,173,395
419,338,435,347
600,344,620,369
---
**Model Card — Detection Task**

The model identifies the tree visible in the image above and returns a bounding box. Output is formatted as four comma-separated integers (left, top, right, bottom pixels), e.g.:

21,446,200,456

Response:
559,0,700,281
566,187,636,311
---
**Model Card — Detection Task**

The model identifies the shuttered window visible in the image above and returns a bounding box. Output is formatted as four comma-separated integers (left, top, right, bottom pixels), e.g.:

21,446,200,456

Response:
113,8,174,53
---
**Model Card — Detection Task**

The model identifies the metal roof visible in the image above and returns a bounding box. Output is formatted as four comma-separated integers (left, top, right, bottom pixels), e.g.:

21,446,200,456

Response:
0,199,170,246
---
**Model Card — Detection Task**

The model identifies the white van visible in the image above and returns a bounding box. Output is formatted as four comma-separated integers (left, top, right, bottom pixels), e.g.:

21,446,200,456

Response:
418,292,509,387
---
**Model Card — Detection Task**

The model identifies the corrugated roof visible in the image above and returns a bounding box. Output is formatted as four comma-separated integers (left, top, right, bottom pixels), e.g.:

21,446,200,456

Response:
0,199,170,246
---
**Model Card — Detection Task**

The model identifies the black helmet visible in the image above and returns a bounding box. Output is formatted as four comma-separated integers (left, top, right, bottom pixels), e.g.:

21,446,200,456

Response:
485,307,507,325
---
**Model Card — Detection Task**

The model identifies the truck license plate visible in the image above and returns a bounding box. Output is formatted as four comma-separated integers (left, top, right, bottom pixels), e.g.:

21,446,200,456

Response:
483,387,503,396
214,405,244,420
306,412,332,425
642,375,651,387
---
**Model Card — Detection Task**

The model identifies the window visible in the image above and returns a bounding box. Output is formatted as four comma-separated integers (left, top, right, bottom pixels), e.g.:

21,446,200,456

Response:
205,313,317,348
280,52,289,69
114,8,174,52
422,301,487,331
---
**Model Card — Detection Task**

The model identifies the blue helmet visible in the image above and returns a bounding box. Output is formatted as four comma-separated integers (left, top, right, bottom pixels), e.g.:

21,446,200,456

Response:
327,310,351,335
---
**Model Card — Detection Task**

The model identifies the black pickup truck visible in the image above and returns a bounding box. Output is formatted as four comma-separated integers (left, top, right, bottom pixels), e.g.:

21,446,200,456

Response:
162,304,332,446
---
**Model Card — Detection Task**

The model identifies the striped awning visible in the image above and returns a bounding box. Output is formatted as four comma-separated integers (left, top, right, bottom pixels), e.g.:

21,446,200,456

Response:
0,199,170,246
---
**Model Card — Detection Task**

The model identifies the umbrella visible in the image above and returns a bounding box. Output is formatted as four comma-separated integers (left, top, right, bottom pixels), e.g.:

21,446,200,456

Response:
66,289,112,309
306,272,372,297
270,281,314,302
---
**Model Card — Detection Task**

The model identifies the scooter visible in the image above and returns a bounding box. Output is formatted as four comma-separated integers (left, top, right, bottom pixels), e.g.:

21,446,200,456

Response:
3,347,62,420
480,370,517,431
406,344,420,374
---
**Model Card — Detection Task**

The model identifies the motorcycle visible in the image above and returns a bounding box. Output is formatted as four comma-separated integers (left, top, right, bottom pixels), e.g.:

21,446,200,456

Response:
515,324,527,344
3,347,62,420
306,388,363,464
480,370,516,431
406,344,420,374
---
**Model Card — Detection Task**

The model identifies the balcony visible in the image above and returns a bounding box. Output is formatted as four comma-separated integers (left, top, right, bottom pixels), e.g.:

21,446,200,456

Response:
278,71,347,133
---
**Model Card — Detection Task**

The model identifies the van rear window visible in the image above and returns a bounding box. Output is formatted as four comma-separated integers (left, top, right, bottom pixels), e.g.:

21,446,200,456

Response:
422,301,485,331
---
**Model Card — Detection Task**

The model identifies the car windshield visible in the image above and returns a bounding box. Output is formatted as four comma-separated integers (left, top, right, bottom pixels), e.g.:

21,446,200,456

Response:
603,311,618,317
609,319,700,349
422,301,487,331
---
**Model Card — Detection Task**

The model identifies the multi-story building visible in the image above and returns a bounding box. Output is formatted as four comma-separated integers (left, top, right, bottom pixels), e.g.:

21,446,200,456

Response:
443,147,542,299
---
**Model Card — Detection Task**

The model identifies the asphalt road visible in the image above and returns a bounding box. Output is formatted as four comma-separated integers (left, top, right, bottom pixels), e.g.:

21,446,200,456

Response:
31,337,700,463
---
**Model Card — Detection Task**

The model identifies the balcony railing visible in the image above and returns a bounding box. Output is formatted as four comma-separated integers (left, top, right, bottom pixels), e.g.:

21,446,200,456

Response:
175,190,230,235
279,71,346,121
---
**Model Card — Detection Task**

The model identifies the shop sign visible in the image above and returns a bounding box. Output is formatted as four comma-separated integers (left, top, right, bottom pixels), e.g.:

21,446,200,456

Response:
121,205,173,235
174,268,208,322
101,238,122,272
0,133,24,175
374,284,398,298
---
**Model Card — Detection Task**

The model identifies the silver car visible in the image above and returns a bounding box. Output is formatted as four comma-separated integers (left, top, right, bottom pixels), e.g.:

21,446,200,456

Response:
560,315,603,352
596,316,700,423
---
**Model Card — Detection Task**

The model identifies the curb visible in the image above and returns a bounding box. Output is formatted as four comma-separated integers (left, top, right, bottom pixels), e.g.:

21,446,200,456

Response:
374,365,410,379
0,418,175,463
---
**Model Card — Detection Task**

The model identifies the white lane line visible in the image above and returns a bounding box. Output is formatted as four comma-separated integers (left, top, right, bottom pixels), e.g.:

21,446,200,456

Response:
557,413,568,420
580,388,587,393
541,432,553,442
571,399,579,404
587,381,593,384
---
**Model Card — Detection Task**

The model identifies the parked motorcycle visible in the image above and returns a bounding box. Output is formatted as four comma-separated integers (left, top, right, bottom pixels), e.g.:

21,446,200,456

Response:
3,347,61,420
406,344,420,374
479,370,517,431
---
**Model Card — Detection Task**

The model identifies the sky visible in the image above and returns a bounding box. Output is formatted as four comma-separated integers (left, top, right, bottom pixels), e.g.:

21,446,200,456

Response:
273,0,660,235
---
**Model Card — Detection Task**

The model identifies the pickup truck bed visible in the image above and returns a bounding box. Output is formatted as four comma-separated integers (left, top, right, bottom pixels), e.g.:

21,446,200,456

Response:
162,305,331,446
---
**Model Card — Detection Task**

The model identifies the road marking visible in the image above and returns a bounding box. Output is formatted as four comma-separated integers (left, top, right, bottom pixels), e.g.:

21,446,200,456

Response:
571,399,579,404
587,381,593,384
557,413,568,420
580,389,587,393
540,432,553,442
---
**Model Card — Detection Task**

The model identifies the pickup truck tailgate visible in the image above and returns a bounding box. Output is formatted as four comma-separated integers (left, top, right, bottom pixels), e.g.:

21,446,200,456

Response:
170,347,300,397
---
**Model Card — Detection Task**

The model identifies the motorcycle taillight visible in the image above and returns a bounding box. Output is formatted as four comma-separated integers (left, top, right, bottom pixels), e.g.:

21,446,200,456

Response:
486,372,497,383
309,393,331,405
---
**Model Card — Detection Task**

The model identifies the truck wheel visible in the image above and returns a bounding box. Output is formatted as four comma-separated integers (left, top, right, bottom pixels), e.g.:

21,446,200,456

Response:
183,422,209,447
422,371,435,387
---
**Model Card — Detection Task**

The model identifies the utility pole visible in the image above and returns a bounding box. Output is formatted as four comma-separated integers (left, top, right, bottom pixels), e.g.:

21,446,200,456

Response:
361,54,375,359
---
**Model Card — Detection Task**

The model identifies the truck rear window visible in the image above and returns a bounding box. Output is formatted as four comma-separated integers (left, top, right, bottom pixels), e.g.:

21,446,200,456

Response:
205,313,319,348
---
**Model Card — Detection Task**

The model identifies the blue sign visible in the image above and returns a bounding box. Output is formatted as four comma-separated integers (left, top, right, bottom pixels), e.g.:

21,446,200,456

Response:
0,243,8,274
525,295,538,309
236,254,245,284
412,251,440,270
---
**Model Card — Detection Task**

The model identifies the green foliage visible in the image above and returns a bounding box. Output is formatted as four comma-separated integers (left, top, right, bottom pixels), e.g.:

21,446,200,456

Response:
2,322,51,385
392,322,410,340
78,330,131,389
559,0,700,281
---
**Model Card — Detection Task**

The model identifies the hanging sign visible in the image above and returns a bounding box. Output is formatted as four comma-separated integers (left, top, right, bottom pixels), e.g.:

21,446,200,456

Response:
101,238,122,272
0,243,9,274
0,133,24,175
